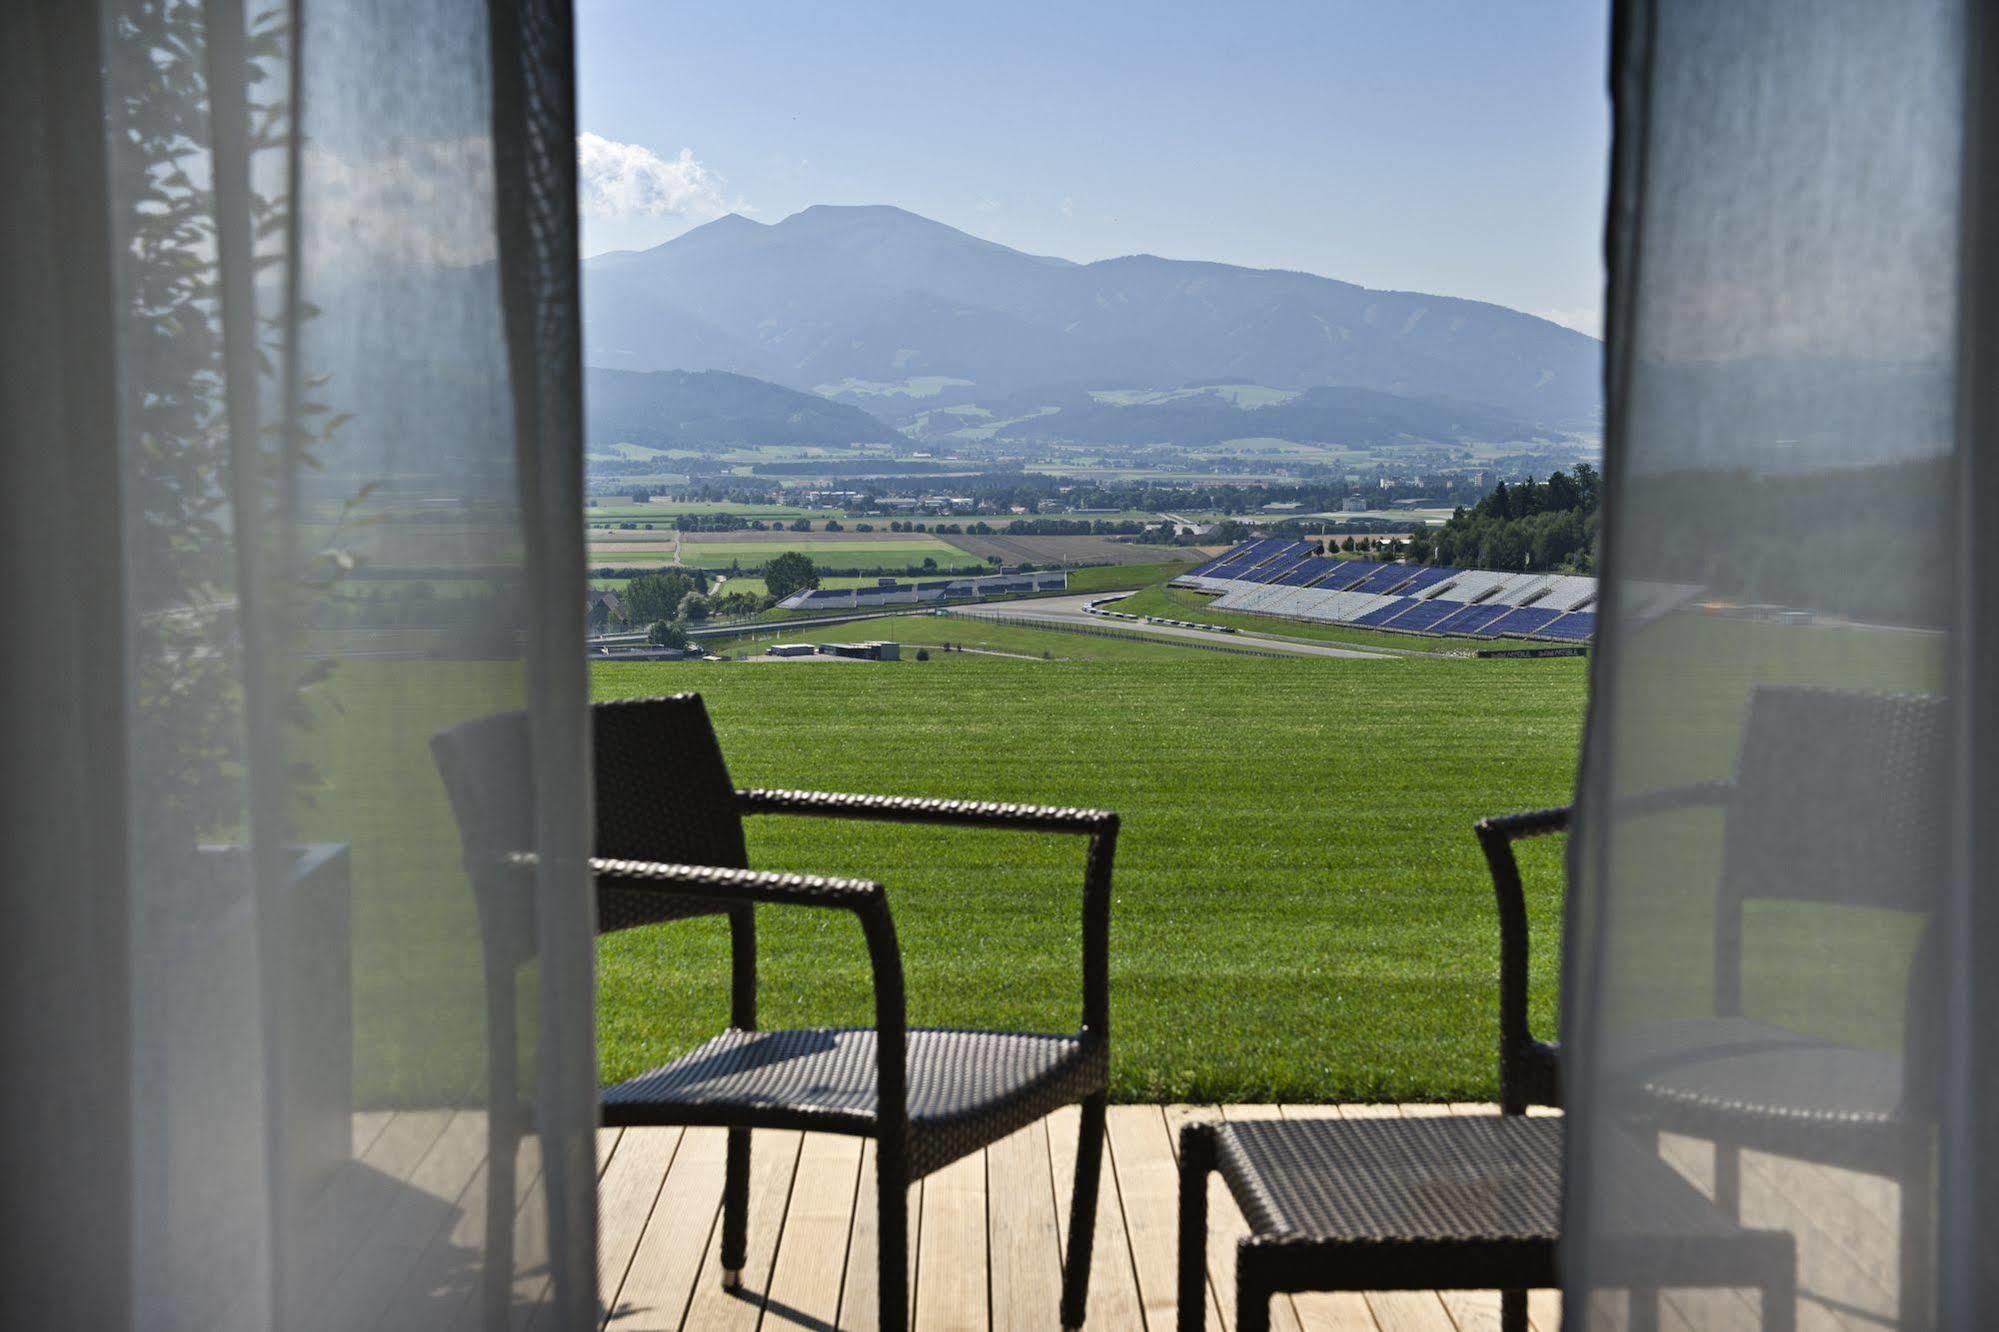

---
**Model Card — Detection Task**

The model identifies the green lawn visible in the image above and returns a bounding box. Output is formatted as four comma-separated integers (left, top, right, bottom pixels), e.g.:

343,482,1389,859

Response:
297,610,1943,1110
591,642,1587,1102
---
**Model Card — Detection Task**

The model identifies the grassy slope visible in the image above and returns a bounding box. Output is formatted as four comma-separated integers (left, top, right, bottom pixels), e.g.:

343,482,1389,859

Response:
592,646,1587,1102
1065,559,1199,592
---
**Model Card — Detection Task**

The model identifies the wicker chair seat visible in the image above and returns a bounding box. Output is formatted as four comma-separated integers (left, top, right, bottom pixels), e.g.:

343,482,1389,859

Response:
604,1026,1107,1177
1214,1115,1563,1249
1199,1114,1792,1316
1618,1016,1906,1131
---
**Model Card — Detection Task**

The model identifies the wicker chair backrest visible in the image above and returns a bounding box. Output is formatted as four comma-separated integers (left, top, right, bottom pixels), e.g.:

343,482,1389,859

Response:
432,692,746,940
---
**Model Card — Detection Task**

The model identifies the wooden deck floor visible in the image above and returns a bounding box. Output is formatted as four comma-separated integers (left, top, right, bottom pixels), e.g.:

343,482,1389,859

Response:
333,1103,1902,1331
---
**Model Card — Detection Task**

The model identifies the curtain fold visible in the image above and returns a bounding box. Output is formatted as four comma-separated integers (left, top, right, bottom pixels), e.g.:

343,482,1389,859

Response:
1,0,597,1326
1569,1,1976,1327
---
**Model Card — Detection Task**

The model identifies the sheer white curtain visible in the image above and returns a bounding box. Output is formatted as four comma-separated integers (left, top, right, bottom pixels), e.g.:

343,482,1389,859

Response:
1566,1,1985,1328
1,1,596,1327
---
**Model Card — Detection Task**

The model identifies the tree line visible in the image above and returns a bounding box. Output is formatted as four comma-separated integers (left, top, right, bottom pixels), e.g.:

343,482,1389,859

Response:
1418,464,1600,574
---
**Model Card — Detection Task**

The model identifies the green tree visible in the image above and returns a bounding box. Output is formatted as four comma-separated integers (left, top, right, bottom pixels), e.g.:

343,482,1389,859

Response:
679,592,711,622
762,551,820,601
625,569,701,623
647,620,690,650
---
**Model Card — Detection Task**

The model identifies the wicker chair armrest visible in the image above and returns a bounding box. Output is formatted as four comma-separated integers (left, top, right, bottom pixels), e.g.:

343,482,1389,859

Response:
1473,807,1572,1112
738,787,1119,836
1614,780,1733,820
580,854,913,1127
585,855,886,911
736,787,1119,1042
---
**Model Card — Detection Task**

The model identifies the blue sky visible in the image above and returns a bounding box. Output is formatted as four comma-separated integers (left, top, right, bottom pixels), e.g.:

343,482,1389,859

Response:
575,1,1610,335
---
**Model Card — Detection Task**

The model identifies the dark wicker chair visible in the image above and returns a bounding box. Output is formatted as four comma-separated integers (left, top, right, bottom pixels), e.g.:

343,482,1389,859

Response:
1479,685,1944,1328
433,692,1119,1331
1175,790,1803,1332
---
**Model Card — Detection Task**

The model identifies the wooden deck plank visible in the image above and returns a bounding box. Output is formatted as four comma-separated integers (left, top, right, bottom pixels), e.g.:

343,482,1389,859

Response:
987,1120,1066,1331
761,1132,865,1331
604,1126,727,1332
588,1129,682,1330
352,1109,395,1158
1527,1288,1561,1332
388,1129,550,1332
305,1110,491,1332
679,1129,804,1332
1109,1104,1220,1330
600,1128,626,1176
291,1108,457,1318
835,1139,921,1331
1048,1103,1147,1332
914,1149,989,1331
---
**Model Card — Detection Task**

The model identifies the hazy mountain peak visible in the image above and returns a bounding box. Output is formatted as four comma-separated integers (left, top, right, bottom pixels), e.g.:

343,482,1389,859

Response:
582,204,1602,428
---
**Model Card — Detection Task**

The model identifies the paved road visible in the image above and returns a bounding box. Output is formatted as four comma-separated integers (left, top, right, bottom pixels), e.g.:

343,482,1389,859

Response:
951,594,1391,659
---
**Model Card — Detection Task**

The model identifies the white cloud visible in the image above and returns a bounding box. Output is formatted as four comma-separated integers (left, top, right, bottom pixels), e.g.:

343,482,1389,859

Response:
306,137,497,271
577,132,732,223
1533,306,1603,338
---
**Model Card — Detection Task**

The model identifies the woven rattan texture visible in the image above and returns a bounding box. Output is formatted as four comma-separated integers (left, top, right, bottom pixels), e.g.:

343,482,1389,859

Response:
1215,1116,1562,1244
593,694,750,931
603,1027,1106,1177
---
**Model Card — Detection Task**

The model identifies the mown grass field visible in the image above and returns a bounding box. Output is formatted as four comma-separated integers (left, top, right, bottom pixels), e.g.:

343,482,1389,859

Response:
296,602,1941,1109
591,640,1587,1102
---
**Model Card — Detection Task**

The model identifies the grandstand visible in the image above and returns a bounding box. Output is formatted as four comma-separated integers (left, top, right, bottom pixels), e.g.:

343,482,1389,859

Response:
775,569,1068,613
1174,540,1646,642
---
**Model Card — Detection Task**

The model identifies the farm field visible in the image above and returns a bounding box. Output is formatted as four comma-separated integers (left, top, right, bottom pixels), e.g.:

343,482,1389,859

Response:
673,538,975,570
940,531,1216,566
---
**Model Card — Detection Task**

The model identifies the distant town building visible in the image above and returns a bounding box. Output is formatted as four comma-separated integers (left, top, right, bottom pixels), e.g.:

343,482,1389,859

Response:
1341,498,1367,513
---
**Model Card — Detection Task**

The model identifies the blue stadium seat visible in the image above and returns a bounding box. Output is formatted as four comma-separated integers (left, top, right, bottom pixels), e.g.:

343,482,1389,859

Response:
1350,565,1416,595
1430,602,1511,636
1487,606,1563,638
1380,599,1465,633
1319,561,1380,592
1354,597,1418,627
1393,567,1456,596
1276,557,1342,586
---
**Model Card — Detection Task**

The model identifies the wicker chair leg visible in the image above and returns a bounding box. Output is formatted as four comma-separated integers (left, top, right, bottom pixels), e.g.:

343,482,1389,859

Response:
1501,1288,1527,1332
1060,1092,1108,1330
1898,1132,1933,1332
481,950,517,1323
1177,1122,1216,1332
877,1136,911,1332
720,1126,751,1288
1765,1237,1798,1332
1234,1248,1271,1332
1714,1140,1741,1216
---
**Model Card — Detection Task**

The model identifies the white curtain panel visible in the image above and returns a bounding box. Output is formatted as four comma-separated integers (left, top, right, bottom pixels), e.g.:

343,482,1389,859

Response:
1,1,596,1328
1568,1,1979,1329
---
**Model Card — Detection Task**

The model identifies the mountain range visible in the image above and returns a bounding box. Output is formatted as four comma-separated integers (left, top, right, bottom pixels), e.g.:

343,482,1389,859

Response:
581,205,1601,448
585,367,889,449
